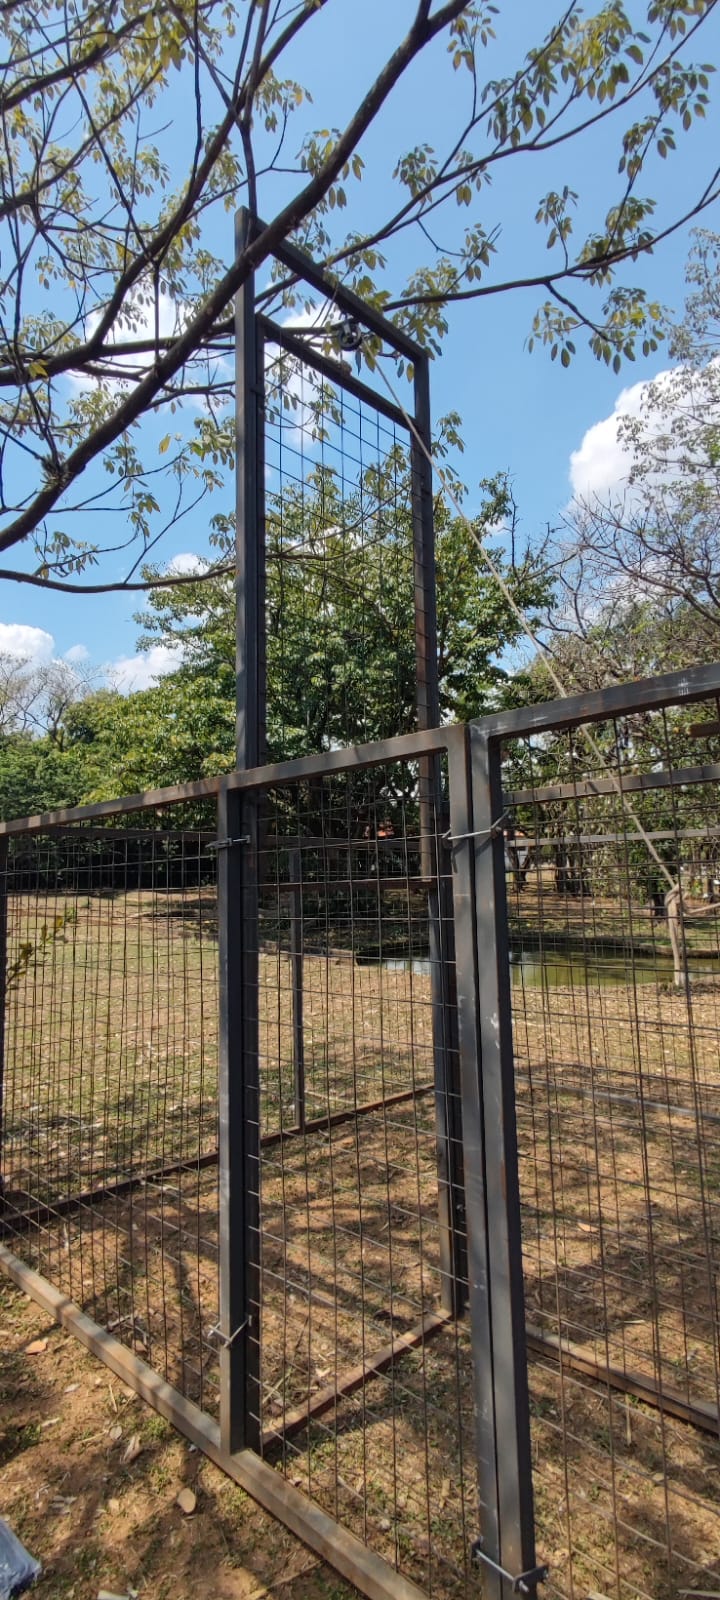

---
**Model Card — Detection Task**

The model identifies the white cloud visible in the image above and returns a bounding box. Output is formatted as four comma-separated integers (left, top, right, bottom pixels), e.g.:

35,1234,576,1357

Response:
0,623,55,664
165,552,208,577
68,289,189,394
569,377,648,501
568,362,720,503
264,300,343,453
108,643,183,694
64,642,90,664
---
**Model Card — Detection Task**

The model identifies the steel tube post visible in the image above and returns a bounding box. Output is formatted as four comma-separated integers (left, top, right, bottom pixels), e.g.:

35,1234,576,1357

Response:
217,784,261,1455
230,209,264,1455
235,207,265,772
446,727,502,1598
289,848,305,1131
412,356,466,1316
464,722,537,1595
0,837,7,1201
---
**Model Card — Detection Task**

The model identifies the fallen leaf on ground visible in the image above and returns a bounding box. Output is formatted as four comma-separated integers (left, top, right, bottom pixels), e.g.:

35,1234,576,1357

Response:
25,1338,48,1355
176,1487,197,1515
108,1424,123,1442
121,1433,142,1464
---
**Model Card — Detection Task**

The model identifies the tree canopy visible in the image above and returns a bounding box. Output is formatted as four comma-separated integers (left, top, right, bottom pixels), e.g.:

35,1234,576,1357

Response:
1,0,718,594
0,463,554,812
543,227,720,690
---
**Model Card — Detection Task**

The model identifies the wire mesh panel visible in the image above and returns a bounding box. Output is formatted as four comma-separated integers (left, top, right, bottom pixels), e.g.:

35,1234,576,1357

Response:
261,329,429,761
0,806,222,1415
495,696,720,1600
244,753,477,1600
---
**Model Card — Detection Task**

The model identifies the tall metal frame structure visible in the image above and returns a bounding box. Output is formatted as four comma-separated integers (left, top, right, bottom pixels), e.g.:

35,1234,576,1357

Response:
233,209,466,1318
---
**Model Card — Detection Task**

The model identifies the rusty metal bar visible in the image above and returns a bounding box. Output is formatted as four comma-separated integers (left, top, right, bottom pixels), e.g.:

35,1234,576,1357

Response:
217,788,261,1454
262,1310,450,1450
0,837,6,1202
447,725,503,1599
460,723,538,1598
236,207,263,772
0,1082,437,1239
526,1326,720,1438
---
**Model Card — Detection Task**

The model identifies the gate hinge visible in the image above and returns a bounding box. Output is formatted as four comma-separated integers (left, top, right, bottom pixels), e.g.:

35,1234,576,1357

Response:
207,836,251,852
471,1540,548,1594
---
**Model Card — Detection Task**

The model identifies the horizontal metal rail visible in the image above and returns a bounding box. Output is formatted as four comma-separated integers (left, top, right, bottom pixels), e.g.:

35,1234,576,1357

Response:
262,1311,450,1451
259,316,410,432
479,663,720,741
526,1325,720,1438
0,1082,437,1238
506,825,720,847
506,761,720,808
0,1242,428,1600
0,725,461,837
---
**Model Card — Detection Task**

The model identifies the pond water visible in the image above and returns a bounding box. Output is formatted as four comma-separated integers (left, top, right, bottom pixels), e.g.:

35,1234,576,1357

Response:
378,951,720,988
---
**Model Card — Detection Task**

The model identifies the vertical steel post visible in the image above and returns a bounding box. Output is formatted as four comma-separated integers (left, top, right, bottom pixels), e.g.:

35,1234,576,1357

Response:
412,356,467,1315
223,208,264,1455
446,727,500,1596
217,784,261,1456
289,848,305,1131
0,837,7,1201
450,720,537,1596
235,206,264,772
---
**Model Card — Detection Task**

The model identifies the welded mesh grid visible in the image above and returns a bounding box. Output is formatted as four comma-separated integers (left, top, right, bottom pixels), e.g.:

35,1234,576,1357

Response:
249,758,476,1600
0,809,222,1414
500,706,720,1600
262,335,418,759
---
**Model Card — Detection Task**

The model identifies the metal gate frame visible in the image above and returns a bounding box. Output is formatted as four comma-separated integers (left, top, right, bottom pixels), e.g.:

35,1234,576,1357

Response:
234,208,467,1322
0,715,540,1600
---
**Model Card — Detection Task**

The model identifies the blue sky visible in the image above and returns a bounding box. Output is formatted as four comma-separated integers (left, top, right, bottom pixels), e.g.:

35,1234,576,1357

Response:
2,0,719,688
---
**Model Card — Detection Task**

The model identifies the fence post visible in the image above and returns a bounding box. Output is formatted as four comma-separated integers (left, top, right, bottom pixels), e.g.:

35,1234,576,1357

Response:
412,355,467,1316
0,837,7,1201
217,783,261,1456
289,848,305,1131
447,724,540,1598
235,205,265,771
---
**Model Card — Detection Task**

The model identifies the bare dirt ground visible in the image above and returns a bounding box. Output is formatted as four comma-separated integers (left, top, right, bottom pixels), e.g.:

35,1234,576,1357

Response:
0,1276,358,1600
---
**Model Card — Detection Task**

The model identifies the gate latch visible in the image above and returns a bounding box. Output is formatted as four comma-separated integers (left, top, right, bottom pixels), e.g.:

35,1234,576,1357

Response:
471,1540,548,1594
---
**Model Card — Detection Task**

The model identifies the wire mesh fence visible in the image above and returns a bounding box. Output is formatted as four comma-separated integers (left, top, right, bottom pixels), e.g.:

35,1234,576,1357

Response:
248,753,474,1598
0,741,479,1600
4,678,720,1600
0,807,222,1415
497,696,720,1600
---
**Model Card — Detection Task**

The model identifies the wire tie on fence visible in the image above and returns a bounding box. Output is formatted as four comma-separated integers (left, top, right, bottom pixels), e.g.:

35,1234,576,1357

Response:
442,811,510,849
471,1540,548,1594
208,1317,250,1347
206,836,251,852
